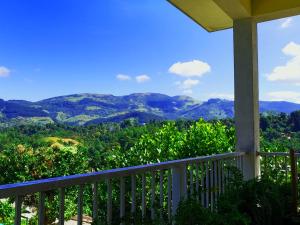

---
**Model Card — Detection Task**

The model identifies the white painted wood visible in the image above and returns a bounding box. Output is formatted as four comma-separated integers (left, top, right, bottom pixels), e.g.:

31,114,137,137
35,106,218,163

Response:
259,152,300,157
141,174,146,218
159,170,164,209
201,162,205,207
167,170,171,222
92,183,98,222
151,171,155,220
241,155,244,173
0,152,249,225
214,160,218,204
14,195,22,225
38,192,46,225
59,188,65,225
0,152,245,199
120,177,125,222
238,156,242,171
196,164,199,199
234,18,260,180
284,156,288,182
218,161,221,196
131,175,136,215
210,161,214,210
77,185,84,225
205,161,209,208
106,179,112,225
172,164,187,215
190,164,194,196
222,160,225,193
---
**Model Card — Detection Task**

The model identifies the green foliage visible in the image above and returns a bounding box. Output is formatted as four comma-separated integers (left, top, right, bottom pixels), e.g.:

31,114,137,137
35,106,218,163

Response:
0,109,300,224
110,119,235,167
182,119,235,157
0,122,162,223
290,111,300,132
175,197,215,225
175,172,293,225
0,200,14,224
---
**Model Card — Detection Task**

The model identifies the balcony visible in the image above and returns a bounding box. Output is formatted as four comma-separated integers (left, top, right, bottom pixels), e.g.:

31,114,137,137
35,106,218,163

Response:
0,150,299,224
1,1,300,224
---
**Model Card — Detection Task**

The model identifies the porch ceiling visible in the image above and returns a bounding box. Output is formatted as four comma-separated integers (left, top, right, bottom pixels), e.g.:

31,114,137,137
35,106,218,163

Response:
168,0,300,32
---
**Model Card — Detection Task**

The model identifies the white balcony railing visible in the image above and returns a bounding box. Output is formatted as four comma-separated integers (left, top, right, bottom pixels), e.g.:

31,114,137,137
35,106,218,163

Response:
259,151,300,181
0,152,245,225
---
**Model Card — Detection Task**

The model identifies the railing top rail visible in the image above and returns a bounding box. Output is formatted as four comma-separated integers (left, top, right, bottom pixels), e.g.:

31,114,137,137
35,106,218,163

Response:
0,152,244,198
259,152,300,157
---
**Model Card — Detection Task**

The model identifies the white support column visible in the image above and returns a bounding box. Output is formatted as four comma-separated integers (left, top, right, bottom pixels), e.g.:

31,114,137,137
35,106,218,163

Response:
172,164,187,216
233,18,260,180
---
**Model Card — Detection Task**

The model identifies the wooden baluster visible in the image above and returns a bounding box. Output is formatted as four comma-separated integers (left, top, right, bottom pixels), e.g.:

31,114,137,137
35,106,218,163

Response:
201,162,205,206
214,160,218,205
131,175,136,216
196,164,199,201
290,149,298,216
167,170,172,223
92,183,98,222
190,164,194,196
151,171,156,220
205,161,210,208
159,170,164,218
59,188,65,225
38,192,46,225
218,160,222,196
14,195,22,225
210,161,214,210
77,185,84,225
142,174,146,219
172,164,187,215
120,177,125,224
107,179,112,225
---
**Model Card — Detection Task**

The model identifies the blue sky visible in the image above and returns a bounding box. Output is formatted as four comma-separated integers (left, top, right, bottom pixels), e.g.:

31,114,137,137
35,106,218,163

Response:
0,0,299,103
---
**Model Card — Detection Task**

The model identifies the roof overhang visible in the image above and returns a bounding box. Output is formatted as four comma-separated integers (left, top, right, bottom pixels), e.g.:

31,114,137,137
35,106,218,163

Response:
168,0,300,32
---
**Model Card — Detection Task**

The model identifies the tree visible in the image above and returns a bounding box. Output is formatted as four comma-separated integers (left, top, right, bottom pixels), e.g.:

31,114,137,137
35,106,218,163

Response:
289,110,300,132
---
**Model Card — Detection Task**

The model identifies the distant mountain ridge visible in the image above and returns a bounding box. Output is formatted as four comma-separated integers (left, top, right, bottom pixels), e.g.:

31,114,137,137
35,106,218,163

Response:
0,93,300,126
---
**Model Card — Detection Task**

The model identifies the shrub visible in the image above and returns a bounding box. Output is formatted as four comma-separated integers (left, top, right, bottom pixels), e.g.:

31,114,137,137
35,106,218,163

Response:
175,197,215,225
0,200,14,224
175,168,293,225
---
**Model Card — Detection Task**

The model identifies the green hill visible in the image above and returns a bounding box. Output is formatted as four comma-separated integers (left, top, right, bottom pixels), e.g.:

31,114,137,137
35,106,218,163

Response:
1,93,300,126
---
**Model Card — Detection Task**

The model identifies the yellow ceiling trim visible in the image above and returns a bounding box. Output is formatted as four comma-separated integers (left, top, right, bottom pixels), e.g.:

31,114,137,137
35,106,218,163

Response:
168,0,300,32
253,0,300,22
168,0,233,32
213,0,251,19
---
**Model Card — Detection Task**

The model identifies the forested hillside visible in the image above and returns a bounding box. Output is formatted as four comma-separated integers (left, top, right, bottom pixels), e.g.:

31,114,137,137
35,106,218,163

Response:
1,111,299,185
1,93,300,126
1,111,300,223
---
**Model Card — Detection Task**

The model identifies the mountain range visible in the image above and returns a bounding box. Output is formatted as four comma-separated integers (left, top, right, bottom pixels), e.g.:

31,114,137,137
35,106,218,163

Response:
0,93,300,126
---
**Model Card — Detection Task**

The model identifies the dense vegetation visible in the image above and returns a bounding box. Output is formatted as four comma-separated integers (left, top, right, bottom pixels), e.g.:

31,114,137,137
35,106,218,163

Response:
1,110,300,224
175,168,294,225
0,118,237,185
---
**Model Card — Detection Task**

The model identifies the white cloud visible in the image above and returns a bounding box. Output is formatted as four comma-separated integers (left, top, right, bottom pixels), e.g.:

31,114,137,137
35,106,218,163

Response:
208,93,234,100
0,66,11,78
136,74,150,83
182,89,193,95
280,17,293,28
267,91,300,103
267,42,300,83
175,79,200,95
176,79,199,90
116,74,131,81
168,60,211,77
283,42,300,56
